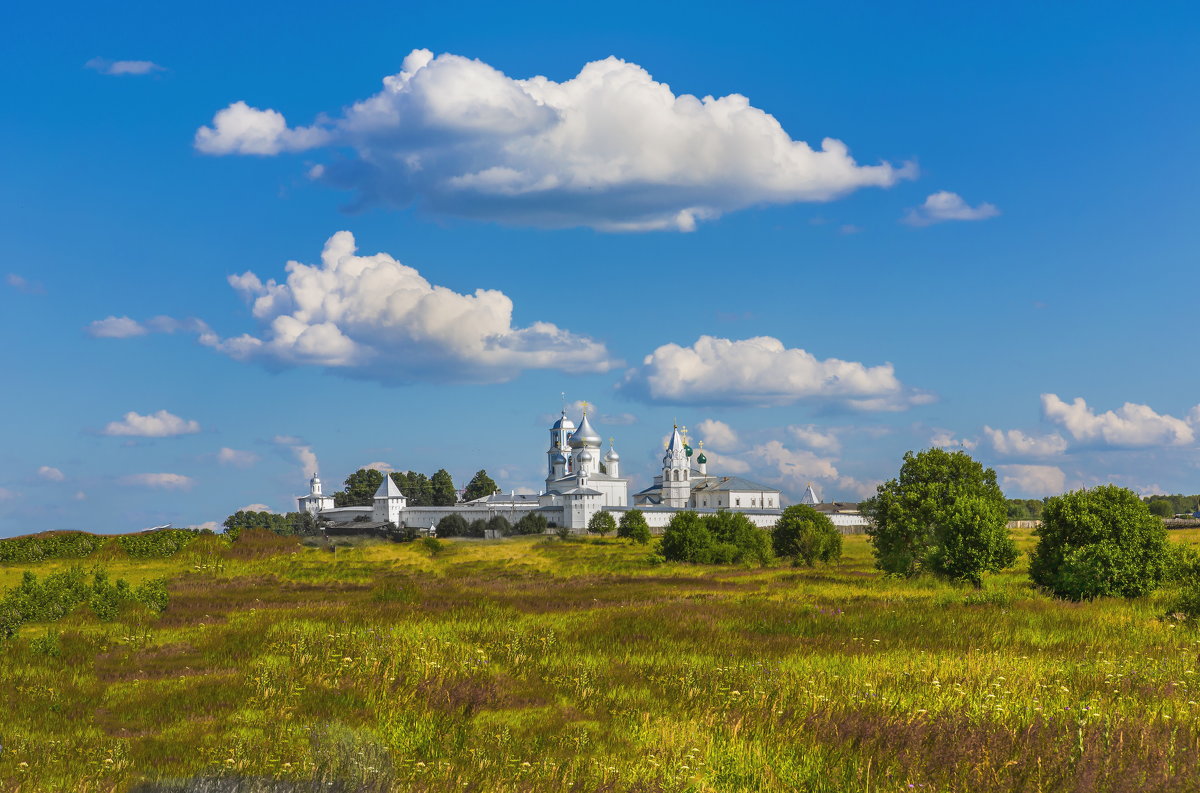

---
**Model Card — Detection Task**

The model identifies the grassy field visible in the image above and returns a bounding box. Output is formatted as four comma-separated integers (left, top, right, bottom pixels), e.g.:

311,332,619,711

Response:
2,528,1200,792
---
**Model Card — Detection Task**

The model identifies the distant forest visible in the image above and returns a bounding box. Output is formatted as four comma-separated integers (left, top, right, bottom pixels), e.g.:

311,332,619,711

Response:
1007,494,1200,520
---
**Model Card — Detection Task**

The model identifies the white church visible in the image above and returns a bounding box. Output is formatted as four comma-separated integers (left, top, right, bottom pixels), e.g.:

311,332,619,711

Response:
297,407,866,533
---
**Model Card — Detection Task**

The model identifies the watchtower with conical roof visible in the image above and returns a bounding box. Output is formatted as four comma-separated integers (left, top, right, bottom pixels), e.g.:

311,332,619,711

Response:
372,474,407,525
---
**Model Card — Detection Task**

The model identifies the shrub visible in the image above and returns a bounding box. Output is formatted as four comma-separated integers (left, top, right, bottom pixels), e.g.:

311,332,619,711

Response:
0,567,168,639
618,510,652,544
513,512,548,535
925,495,1018,587
772,505,842,567
1030,485,1171,600
436,514,469,538
588,511,617,537
486,515,512,537
421,537,444,555
1165,580,1200,623
555,524,572,540
659,512,713,563
467,519,488,538
134,578,170,613
705,511,773,565
0,532,107,564
116,529,198,559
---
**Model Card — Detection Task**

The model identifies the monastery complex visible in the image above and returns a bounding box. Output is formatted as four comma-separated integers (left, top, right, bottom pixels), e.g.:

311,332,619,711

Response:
298,408,868,534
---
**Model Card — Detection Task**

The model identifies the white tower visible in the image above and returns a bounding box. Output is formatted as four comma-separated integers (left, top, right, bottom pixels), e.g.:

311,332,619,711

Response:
372,474,407,525
546,410,575,486
662,425,690,508
801,483,820,505
604,438,620,478
569,410,603,477
298,472,334,516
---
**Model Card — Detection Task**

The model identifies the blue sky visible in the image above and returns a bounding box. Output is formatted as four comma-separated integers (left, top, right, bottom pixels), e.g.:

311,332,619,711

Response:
3,1,1199,534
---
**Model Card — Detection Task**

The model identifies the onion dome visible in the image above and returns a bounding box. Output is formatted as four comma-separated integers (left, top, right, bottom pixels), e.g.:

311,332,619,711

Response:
569,414,602,448
605,444,620,462
552,412,576,431
579,449,596,464
696,452,707,465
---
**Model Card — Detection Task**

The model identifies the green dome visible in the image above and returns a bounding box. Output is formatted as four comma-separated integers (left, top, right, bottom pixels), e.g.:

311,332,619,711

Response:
697,452,707,464
684,444,693,457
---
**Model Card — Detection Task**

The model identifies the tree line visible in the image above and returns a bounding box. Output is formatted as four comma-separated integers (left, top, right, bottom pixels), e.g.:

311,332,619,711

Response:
1007,494,1200,521
333,468,498,507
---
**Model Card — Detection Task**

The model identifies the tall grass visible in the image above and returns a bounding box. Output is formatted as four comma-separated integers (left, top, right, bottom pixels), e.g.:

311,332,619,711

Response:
1,528,1199,791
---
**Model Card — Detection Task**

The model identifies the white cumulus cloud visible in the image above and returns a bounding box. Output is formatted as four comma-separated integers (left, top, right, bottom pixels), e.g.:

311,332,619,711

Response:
788,424,841,452
696,419,739,450
103,410,201,437
195,101,330,155
85,57,165,76
238,503,274,513
618,335,929,409
200,231,617,384
121,473,194,490
87,316,147,338
997,464,1066,498
983,426,1068,457
196,49,913,231
1041,394,1195,448
37,466,65,482
904,191,999,226
217,447,260,467
363,461,394,472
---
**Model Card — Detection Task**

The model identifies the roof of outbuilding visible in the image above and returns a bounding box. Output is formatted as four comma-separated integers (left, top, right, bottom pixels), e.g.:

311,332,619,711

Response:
691,476,780,493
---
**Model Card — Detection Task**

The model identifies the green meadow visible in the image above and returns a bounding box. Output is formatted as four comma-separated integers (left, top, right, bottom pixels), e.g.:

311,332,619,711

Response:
2,527,1200,792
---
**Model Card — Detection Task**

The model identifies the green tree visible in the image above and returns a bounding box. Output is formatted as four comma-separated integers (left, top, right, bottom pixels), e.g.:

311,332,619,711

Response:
222,510,291,539
436,513,468,538
389,471,411,501
861,449,1017,584
659,511,713,563
285,511,318,535
925,494,1017,586
588,511,617,536
617,510,652,544
430,469,457,507
338,469,384,507
1148,499,1174,518
513,512,548,535
467,519,488,538
406,472,433,506
772,504,842,567
486,515,512,537
705,511,773,564
463,470,498,502
1030,485,1171,600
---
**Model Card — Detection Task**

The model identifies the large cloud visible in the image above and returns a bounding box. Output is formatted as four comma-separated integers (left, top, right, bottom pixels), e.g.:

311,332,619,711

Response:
103,410,200,437
196,49,913,231
196,231,616,384
618,335,929,409
1041,394,1195,448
